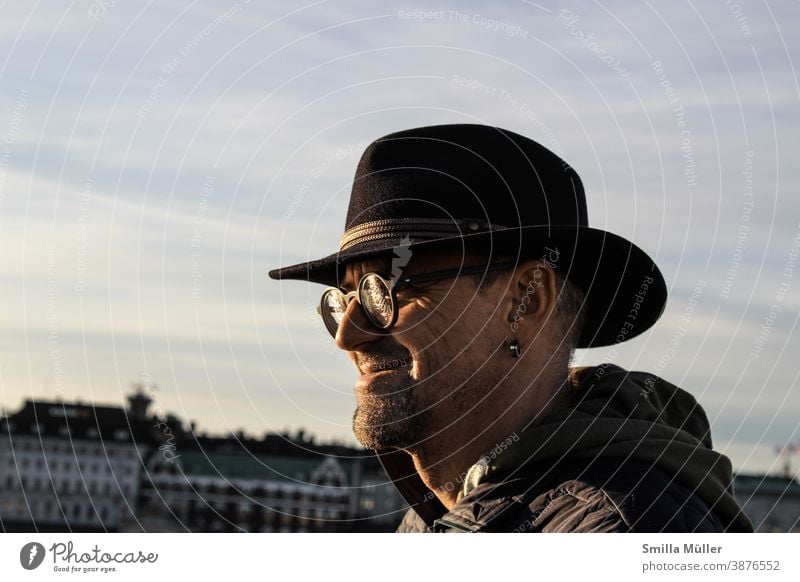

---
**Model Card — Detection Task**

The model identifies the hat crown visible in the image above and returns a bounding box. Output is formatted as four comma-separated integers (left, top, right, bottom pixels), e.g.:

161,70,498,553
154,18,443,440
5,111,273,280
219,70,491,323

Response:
344,124,588,236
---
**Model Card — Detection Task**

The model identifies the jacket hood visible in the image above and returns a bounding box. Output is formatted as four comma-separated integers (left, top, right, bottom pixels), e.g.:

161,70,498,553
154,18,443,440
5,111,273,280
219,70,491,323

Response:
378,363,752,532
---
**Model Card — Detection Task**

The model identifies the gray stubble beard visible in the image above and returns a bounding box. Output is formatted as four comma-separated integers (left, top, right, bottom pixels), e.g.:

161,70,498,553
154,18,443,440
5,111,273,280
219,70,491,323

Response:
352,376,429,451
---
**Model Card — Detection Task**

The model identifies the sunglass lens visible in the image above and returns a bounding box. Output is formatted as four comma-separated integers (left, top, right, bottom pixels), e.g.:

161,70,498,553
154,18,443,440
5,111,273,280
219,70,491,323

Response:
359,274,394,328
320,290,348,336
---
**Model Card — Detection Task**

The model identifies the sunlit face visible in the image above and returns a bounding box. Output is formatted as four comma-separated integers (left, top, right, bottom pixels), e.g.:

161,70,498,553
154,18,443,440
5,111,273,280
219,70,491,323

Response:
334,250,513,451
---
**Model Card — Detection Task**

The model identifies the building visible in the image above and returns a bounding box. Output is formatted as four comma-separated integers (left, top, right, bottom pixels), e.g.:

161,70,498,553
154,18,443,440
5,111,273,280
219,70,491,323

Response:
134,450,354,532
733,473,800,532
0,397,153,531
0,390,406,532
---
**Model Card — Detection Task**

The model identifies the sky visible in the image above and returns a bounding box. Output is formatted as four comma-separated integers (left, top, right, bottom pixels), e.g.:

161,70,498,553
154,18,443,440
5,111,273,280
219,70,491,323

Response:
0,0,798,474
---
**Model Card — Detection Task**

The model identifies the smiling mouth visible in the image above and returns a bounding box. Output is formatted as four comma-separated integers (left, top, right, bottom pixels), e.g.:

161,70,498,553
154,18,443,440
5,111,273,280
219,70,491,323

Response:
361,358,410,374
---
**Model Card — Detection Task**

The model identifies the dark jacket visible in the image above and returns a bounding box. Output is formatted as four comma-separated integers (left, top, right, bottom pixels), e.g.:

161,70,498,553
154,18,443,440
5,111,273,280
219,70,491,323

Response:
379,364,753,533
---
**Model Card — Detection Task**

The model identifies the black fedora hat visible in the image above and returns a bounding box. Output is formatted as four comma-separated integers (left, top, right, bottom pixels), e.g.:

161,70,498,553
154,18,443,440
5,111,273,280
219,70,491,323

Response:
269,124,667,348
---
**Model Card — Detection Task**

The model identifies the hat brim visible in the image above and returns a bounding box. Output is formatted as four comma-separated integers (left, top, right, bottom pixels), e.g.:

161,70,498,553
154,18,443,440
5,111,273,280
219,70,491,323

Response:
269,226,667,349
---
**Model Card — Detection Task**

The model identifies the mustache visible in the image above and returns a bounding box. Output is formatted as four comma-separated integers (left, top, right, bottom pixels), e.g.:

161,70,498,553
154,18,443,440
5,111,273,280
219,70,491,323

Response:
354,344,412,373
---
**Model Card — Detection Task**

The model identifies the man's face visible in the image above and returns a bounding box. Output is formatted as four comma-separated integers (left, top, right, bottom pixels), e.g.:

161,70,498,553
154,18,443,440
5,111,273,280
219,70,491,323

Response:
334,250,513,451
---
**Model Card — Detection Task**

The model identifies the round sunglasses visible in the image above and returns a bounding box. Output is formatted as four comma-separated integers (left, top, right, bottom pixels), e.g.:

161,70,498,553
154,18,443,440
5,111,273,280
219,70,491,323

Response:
318,262,517,338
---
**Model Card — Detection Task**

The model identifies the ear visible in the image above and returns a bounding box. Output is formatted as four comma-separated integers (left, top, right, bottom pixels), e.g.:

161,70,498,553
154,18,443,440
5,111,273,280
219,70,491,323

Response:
505,259,559,336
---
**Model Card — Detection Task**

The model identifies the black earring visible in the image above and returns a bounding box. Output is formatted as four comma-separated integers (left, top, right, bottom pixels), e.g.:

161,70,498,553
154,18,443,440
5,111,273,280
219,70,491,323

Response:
509,339,521,358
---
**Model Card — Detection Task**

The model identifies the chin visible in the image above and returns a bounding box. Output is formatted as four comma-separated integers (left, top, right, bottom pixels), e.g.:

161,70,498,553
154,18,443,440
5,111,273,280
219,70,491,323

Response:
352,393,428,451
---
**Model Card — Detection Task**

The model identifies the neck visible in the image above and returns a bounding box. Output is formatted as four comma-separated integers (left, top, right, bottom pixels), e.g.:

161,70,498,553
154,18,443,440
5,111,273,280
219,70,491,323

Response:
406,409,549,510
406,375,569,510
408,418,529,509
407,441,472,509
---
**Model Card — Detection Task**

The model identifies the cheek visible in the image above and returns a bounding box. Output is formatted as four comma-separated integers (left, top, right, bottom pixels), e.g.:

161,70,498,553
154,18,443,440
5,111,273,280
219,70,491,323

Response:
394,297,445,339
394,292,499,372
389,330,431,382
392,311,450,381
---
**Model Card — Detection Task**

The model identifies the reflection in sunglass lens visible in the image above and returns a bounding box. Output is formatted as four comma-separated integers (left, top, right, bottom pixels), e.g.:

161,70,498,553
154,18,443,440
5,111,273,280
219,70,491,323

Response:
321,290,348,335
359,274,394,328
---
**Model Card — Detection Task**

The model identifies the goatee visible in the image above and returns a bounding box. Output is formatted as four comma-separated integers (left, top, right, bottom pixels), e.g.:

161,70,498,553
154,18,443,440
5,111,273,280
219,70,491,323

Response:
352,385,428,450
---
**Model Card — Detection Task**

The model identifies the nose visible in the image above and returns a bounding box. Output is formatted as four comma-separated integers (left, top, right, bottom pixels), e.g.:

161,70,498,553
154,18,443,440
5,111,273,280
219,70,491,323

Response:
335,296,384,351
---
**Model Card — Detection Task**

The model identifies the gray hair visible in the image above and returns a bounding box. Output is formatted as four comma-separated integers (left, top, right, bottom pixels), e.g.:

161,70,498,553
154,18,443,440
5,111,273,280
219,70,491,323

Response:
470,262,587,353
552,270,587,353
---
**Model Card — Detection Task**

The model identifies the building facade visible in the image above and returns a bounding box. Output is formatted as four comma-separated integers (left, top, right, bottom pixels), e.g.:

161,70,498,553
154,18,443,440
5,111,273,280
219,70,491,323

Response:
0,391,406,532
0,400,147,531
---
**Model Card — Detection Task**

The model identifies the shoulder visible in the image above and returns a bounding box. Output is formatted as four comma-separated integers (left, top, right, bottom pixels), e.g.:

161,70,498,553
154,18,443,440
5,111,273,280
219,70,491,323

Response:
394,457,726,533
520,457,725,533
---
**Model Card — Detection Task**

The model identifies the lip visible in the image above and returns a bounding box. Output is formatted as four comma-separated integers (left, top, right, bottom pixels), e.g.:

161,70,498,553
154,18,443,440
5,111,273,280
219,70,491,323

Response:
358,368,403,380
355,368,406,394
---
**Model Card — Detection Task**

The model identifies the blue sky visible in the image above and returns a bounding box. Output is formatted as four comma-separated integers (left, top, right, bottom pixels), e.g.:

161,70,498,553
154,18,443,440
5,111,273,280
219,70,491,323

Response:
1,0,798,473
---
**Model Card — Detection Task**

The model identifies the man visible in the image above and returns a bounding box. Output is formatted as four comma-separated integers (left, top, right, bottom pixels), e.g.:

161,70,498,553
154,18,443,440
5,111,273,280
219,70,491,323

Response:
270,124,753,532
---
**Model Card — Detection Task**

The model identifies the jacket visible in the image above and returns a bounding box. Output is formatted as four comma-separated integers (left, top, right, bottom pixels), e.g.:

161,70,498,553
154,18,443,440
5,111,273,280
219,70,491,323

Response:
378,364,754,533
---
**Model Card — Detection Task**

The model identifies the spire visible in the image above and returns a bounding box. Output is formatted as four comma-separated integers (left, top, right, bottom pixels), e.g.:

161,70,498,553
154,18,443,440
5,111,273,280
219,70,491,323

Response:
127,383,152,421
